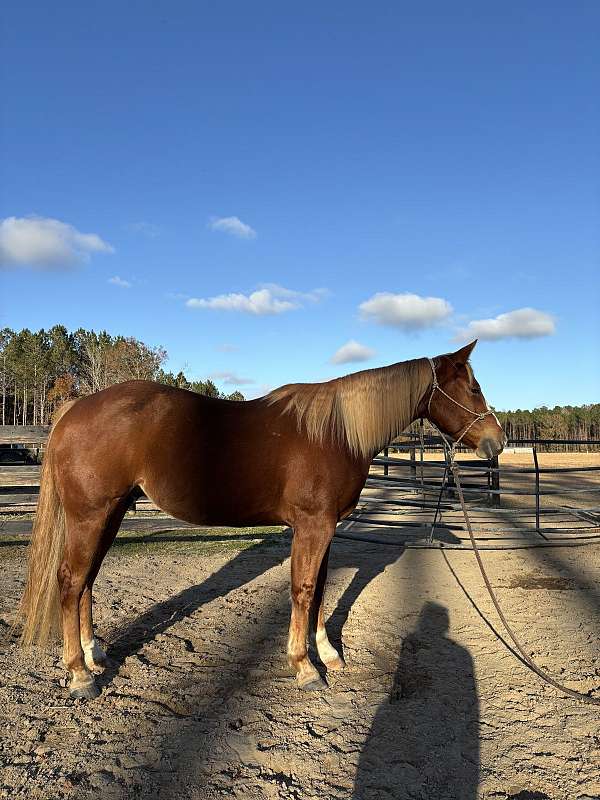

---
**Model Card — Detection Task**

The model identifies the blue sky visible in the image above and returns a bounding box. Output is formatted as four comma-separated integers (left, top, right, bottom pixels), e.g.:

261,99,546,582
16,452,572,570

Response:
1,1,598,409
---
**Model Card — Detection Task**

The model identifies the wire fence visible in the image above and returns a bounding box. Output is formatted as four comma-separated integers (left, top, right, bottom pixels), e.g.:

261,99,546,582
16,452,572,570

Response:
352,433,600,547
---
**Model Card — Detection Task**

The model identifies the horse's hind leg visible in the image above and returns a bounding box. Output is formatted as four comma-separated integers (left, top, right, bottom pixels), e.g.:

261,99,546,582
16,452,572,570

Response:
311,544,345,671
79,587,107,673
288,516,335,690
60,503,126,698
59,517,104,698
78,502,128,674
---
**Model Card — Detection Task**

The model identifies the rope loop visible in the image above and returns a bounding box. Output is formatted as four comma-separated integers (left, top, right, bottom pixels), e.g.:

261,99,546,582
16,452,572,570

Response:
447,456,600,706
422,372,600,706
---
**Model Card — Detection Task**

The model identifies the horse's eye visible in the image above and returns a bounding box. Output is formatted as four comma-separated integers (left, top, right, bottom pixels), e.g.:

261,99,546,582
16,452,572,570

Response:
472,386,481,395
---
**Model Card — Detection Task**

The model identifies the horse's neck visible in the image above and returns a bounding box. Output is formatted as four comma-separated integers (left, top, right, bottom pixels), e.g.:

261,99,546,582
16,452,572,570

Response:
337,359,429,459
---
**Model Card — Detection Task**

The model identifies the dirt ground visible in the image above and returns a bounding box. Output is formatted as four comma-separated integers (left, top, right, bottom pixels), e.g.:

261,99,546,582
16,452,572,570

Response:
1,523,599,800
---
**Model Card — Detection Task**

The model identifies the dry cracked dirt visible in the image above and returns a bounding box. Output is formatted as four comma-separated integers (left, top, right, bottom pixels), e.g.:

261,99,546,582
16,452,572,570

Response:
0,527,599,800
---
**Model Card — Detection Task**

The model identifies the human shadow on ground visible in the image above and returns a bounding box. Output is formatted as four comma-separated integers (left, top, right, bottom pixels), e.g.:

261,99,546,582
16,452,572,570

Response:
353,602,479,800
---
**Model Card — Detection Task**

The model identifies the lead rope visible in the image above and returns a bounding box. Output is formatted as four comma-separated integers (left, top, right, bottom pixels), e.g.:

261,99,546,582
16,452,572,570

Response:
451,454,600,706
425,359,600,706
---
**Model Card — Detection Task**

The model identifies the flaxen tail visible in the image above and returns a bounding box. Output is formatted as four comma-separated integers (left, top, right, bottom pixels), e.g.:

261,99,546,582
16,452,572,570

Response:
19,400,77,647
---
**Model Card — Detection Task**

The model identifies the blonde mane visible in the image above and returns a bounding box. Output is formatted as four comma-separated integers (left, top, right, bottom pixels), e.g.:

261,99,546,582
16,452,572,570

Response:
266,357,432,458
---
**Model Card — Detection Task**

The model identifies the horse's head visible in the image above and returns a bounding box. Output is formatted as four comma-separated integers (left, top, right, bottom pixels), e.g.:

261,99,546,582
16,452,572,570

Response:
419,341,506,459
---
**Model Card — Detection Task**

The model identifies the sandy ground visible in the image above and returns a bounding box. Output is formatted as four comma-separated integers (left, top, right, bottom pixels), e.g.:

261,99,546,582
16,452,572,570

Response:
1,523,599,800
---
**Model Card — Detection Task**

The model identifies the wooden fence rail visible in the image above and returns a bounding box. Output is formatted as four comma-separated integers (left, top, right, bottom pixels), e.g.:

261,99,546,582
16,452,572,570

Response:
0,426,50,445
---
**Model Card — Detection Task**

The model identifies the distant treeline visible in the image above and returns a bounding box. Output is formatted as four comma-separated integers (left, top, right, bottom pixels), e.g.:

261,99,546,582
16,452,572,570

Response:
0,326,244,426
407,404,600,450
495,405,600,446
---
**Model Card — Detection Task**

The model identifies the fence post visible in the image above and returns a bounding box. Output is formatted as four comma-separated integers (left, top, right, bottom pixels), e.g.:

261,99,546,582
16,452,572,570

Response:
533,445,540,532
490,456,500,507
418,418,425,499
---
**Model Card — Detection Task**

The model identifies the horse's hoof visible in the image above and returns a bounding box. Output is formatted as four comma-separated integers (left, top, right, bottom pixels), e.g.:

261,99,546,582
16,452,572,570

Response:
325,656,346,671
299,677,328,691
70,682,101,700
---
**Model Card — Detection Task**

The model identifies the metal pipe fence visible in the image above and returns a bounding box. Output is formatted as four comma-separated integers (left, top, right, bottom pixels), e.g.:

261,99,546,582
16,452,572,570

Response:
368,435,600,545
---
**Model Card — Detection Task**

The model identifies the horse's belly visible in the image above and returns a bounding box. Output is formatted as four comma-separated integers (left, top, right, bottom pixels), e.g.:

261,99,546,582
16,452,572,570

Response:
138,481,282,528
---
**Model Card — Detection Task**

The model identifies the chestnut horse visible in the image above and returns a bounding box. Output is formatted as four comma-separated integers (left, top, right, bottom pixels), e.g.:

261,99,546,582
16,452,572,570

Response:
20,340,505,698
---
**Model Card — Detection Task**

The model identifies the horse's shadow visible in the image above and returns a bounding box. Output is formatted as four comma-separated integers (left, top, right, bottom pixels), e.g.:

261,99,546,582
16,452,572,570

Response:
99,538,401,691
324,523,461,664
96,536,292,689
316,540,403,666
98,524,459,691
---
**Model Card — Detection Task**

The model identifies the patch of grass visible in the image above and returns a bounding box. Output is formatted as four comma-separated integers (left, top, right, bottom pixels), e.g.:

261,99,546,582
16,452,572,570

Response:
113,525,289,555
0,526,290,560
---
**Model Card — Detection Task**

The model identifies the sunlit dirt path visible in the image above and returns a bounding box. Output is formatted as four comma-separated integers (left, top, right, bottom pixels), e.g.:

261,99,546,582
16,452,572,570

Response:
1,527,599,800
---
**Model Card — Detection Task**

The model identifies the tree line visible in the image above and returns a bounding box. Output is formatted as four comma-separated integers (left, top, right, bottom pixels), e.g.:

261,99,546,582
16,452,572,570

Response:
495,405,600,447
0,326,244,426
407,404,600,450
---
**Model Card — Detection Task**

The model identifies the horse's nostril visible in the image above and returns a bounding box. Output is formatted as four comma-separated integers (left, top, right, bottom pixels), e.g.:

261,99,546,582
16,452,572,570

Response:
476,437,503,459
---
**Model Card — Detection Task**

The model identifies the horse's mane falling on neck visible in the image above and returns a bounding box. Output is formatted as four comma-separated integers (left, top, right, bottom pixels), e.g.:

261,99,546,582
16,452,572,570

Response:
266,357,432,458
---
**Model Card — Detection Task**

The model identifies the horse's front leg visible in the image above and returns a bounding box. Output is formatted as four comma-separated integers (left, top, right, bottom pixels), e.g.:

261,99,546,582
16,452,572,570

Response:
311,543,345,671
288,516,335,690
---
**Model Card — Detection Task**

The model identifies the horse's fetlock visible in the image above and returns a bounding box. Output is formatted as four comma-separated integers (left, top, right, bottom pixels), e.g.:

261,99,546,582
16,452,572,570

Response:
287,635,308,665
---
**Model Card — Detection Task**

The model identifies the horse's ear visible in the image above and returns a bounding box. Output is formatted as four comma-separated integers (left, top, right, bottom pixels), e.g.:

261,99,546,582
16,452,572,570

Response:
452,340,477,364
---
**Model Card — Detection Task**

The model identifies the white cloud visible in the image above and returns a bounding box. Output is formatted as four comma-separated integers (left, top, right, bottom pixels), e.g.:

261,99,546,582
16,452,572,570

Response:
359,292,453,330
186,284,326,316
0,215,114,268
216,343,239,352
209,216,256,239
211,371,255,386
330,339,376,364
187,288,295,315
108,275,132,288
455,307,556,341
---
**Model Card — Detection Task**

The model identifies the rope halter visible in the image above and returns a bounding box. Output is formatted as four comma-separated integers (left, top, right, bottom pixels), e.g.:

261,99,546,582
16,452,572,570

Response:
426,357,496,456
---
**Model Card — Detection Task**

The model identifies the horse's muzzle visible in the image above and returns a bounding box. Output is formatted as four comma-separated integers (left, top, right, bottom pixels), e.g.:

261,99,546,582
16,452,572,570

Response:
475,436,505,460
